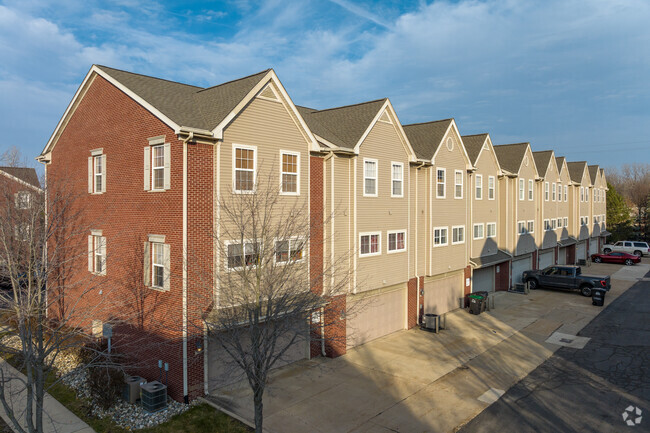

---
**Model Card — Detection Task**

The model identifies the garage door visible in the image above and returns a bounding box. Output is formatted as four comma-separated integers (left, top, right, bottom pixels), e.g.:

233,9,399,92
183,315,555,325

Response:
423,273,464,315
589,238,599,255
558,247,567,265
576,242,587,261
472,267,494,293
207,319,308,392
512,256,531,285
346,287,405,349
539,250,554,269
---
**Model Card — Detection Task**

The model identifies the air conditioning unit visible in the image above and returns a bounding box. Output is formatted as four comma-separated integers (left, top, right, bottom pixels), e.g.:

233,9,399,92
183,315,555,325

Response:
122,376,146,404
140,380,167,412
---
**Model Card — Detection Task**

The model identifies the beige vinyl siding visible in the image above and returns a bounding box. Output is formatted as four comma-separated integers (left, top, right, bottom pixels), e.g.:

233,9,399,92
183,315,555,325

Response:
471,143,500,258
412,164,428,277
577,169,591,240
429,130,468,275
326,155,353,293
541,156,561,250
515,150,537,256
355,121,411,291
557,163,571,240
498,176,512,254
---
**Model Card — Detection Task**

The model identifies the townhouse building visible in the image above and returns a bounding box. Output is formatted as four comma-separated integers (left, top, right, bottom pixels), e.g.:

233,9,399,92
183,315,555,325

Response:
567,161,592,262
462,134,510,293
588,165,609,252
555,157,577,264
492,143,540,284
533,150,564,269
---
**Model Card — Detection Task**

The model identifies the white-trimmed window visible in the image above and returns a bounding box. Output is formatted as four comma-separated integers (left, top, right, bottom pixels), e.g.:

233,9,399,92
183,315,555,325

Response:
15,191,31,209
552,183,556,201
564,185,568,202
486,222,497,238
586,188,589,202
475,174,483,200
473,223,484,240
360,232,380,256
580,187,584,202
364,159,378,197
452,226,465,244
557,218,563,228
488,176,495,200
437,168,446,198
544,219,550,231
528,179,534,201
88,231,106,276
519,179,524,200
144,137,170,191
227,241,260,269
433,227,448,246
563,217,568,227
280,151,299,195
527,220,534,234
387,230,406,253
14,223,30,241
233,145,256,192
517,221,526,235
557,183,561,201
144,236,170,289
551,219,557,230
88,148,106,194
275,238,304,263
391,162,403,197
454,170,463,199
544,182,549,201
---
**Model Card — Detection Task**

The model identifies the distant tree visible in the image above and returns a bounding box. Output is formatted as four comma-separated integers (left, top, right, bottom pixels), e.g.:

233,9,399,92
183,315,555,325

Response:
0,146,27,167
606,182,633,242
608,164,650,240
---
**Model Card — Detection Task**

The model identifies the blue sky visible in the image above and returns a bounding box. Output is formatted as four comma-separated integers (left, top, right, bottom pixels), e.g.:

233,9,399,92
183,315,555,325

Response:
1,0,649,171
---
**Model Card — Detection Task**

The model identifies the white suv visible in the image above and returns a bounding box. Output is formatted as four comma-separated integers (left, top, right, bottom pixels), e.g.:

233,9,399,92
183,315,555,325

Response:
603,241,650,257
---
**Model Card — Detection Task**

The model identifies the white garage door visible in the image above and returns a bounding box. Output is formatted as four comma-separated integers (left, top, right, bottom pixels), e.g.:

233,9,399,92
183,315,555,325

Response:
472,267,494,293
539,250,554,269
512,256,532,285
589,238,599,255
558,247,567,265
423,273,464,315
346,288,405,349
576,242,587,261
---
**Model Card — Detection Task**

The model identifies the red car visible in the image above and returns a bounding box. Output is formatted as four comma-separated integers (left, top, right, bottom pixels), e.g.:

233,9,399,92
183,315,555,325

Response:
591,252,641,266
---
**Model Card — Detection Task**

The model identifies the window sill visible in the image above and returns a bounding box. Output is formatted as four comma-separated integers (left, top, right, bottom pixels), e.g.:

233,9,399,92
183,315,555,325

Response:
359,252,381,258
387,249,406,254
90,192,104,195
148,189,167,193
279,192,300,196
148,285,169,292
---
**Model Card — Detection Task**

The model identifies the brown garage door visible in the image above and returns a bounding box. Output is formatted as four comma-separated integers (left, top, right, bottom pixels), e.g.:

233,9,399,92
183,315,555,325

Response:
346,287,406,349
423,272,464,315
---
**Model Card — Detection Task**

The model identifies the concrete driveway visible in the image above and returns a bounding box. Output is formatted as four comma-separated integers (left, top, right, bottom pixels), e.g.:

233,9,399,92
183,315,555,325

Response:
206,262,649,433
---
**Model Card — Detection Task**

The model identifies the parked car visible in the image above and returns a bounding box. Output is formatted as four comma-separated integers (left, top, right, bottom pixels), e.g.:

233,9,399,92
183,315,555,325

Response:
522,265,611,297
591,252,641,266
603,241,650,257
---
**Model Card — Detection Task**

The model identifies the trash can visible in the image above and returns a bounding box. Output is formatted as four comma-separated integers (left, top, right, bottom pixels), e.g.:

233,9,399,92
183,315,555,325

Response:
592,288,606,307
468,292,487,315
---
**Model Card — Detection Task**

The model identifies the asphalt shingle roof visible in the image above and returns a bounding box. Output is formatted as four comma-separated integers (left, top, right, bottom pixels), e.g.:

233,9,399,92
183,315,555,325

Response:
588,165,600,185
532,150,553,177
403,119,453,160
0,167,40,188
567,161,588,184
493,143,529,175
462,134,488,165
556,156,566,174
96,65,270,131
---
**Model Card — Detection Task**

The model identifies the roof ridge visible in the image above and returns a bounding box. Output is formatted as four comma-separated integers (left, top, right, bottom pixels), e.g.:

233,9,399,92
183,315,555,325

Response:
311,98,387,113
532,149,553,154
461,133,488,138
195,69,272,94
494,142,529,147
95,65,203,90
403,118,454,127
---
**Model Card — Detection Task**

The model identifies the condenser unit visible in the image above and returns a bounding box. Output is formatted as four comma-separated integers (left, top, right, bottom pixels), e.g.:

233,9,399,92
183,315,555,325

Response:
140,380,167,412
122,376,146,404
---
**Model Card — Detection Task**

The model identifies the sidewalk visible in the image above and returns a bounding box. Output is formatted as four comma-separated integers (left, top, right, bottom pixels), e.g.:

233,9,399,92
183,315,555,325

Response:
205,262,646,432
0,359,94,433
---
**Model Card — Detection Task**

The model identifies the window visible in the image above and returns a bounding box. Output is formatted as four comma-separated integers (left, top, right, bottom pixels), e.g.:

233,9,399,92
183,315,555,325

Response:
275,239,304,263
360,232,380,256
528,180,534,200
564,185,568,202
557,183,561,201
151,243,165,287
387,230,406,253
88,149,106,194
452,226,464,244
280,151,299,194
545,182,549,201
593,216,597,224
518,221,526,235
563,217,568,227
234,145,256,192
551,219,557,230
527,220,534,234
434,227,448,246
364,159,378,196
473,223,484,240
88,232,106,276
475,175,482,200
144,138,170,191
585,188,589,202
152,145,165,189
519,179,524,200
557,218,563,228
552,183,556,201
144,236,170,289
488,176,495,200
15,191,31,209
486,222,496,238
227,241,260,268
455,170,463,199
580,187,584,202
544,219,551,231
437,169,446,198
391,162,403,197
14,223,30,241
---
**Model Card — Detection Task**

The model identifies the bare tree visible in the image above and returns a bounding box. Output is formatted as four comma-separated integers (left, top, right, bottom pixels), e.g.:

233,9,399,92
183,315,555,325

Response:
608,164,650,239
0,146,28,168
198,174,352,433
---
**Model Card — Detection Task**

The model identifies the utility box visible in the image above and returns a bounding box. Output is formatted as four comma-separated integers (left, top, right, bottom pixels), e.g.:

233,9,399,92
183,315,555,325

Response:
140,381,167,412
122,376,145,404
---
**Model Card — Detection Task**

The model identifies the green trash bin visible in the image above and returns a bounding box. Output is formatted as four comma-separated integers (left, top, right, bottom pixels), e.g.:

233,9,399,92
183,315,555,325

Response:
469,292,487,315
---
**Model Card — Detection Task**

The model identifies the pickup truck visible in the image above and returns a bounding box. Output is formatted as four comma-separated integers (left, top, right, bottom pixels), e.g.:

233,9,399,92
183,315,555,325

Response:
522,265,610,297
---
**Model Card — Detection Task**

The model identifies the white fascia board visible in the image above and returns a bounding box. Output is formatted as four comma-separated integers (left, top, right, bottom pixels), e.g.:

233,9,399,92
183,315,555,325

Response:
385,100,418,162
0,170,43,192
353,99,389,154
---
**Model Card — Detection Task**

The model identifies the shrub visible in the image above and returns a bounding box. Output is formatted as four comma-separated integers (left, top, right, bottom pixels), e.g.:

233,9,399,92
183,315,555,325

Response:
79,340,124,410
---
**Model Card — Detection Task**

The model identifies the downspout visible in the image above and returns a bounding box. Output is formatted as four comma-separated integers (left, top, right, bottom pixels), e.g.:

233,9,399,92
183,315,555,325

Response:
181,131,193,403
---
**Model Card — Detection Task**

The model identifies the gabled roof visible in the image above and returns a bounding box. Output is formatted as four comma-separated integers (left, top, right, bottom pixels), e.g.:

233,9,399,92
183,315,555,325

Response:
588,165,600,185
0,166,40,188
567,161,589,184
461,134,489,165
493,143,530,175
297,99,387,150
402,119,454,160
532,150,554,178
556,156,566,173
